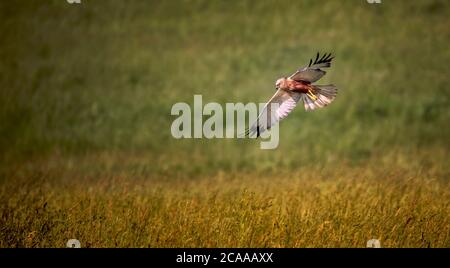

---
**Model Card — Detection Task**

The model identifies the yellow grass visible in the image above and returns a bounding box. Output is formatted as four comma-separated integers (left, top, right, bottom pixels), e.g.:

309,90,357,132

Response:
1,150,448,248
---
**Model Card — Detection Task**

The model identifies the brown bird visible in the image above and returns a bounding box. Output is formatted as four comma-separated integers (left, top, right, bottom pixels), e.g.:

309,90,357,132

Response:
246,52,338,137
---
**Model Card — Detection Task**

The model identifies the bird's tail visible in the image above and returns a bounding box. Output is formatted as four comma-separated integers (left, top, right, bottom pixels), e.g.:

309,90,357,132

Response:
301,84,338,111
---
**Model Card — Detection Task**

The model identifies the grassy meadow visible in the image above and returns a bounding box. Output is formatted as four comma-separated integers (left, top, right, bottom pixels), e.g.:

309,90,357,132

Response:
0,0,449,247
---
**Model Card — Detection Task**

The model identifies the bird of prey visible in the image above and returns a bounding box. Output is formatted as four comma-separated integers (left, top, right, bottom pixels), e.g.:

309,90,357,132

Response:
246,52,338,137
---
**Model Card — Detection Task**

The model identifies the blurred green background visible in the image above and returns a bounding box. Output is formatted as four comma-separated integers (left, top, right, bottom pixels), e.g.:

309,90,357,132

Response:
1,0,449,177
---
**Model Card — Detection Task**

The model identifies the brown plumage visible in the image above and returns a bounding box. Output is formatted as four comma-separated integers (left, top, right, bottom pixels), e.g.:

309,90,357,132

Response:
246,53,338,137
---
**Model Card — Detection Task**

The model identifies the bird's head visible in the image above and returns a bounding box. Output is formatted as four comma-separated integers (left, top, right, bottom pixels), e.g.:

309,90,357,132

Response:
275,77,286,90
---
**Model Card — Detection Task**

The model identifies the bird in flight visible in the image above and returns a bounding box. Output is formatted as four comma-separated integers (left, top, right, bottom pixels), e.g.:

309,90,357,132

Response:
246,52,338,137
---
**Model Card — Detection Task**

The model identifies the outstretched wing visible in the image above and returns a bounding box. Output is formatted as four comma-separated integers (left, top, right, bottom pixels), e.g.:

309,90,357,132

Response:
246,89,301,138
289,52,334,83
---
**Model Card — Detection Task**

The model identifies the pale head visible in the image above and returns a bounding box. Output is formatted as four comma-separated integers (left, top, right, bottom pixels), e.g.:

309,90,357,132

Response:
275,77,287,90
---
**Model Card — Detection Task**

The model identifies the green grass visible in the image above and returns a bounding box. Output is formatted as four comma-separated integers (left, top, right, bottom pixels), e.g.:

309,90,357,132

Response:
0,0,449,247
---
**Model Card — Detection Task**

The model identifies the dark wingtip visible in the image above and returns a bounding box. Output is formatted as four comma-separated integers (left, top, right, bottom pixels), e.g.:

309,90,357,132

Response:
244,128,250,138
326,53,333,61
304,52,335,71
311,52,334,65
242,128,260,139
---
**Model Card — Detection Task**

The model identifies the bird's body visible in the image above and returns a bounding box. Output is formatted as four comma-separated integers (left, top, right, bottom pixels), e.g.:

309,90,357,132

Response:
276,78,312,94
246,53,338,138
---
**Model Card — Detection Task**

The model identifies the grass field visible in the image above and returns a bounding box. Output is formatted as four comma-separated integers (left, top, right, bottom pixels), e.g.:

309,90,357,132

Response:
0,0,449,247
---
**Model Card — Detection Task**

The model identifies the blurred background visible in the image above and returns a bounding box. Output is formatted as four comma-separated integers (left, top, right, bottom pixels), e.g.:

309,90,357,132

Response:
0,0,449,177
